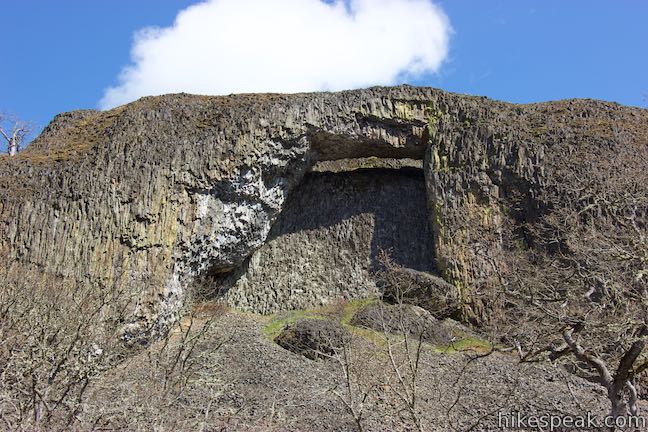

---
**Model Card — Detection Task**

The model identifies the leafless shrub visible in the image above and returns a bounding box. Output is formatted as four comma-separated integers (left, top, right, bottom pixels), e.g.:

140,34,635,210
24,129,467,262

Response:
370,253,517,431
0,267,134,431
82,304,229,431
380,301,426,431
328,337,377,432
0,257,229,431
322,253,475,431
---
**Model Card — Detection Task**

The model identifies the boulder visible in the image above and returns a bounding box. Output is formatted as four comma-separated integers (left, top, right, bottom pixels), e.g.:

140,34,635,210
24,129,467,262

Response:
274,318,351,360
350,303,453,345
379,268,461,319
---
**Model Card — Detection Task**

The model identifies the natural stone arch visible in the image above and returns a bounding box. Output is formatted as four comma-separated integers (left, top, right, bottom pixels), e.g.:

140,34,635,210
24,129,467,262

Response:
2,86,640,338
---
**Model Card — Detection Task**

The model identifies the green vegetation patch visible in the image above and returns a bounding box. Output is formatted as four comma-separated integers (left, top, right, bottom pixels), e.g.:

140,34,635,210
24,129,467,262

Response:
435,334,495,354
263,297,492,355
15,106,126,165
339,298,378,325
262,298,379,341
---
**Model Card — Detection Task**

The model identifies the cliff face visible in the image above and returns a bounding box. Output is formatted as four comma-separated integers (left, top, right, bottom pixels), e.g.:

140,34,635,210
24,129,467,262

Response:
1,86,646,336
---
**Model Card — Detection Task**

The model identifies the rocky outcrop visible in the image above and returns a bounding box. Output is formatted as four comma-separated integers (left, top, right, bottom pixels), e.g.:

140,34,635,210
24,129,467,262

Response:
1,86,646,336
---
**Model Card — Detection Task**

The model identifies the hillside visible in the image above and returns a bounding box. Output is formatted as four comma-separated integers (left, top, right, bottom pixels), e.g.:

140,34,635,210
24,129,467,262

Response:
0,86,647,430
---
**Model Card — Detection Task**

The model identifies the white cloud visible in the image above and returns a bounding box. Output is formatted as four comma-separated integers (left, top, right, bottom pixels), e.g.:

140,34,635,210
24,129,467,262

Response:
100,0,451,109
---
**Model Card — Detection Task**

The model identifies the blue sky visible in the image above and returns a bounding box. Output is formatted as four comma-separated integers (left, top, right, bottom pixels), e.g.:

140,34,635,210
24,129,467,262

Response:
1,1,646,150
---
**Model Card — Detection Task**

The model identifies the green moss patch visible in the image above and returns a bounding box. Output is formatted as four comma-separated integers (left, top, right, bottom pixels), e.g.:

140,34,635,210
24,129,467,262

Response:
262,310,324,340
435,334,495,354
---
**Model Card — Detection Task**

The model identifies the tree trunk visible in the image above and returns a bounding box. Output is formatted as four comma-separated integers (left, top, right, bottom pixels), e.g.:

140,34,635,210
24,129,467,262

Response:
8,137,17,156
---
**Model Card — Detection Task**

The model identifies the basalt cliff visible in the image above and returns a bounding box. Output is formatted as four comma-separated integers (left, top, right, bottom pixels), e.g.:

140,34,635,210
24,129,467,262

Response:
1,86,646,339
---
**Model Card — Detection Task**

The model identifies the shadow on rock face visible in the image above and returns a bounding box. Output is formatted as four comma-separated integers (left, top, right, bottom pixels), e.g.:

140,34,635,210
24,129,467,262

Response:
268,167,435,273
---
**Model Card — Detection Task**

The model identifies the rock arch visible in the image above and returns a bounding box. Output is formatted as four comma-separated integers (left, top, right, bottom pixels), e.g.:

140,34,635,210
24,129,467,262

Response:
2,86,639,338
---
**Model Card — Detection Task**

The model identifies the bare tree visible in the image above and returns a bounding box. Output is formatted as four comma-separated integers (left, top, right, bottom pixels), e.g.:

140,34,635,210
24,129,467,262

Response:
0,113,31,156
325,253,456,432
496,138,648,425
328,337,376,432
382,304,426,431
321,300,428,432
